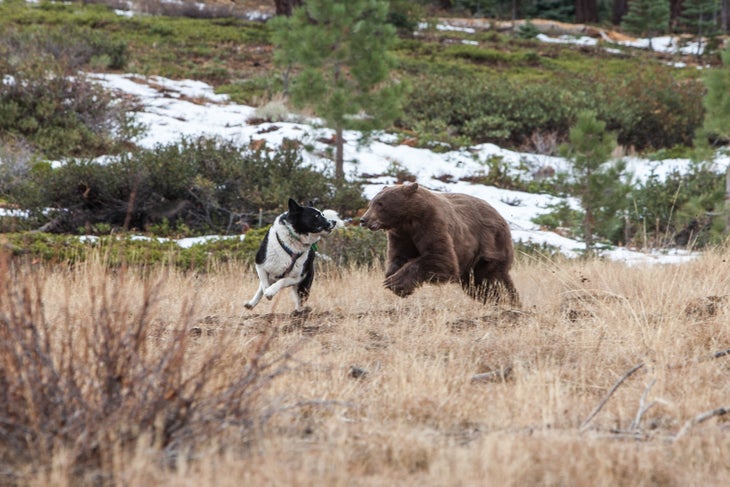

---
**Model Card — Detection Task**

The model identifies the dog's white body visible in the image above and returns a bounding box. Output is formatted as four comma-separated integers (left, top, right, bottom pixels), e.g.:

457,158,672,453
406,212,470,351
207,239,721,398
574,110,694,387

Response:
245,200,342,313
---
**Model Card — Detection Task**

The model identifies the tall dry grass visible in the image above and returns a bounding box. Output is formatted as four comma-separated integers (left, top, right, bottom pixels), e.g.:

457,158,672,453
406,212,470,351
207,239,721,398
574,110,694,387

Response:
1,248,728,486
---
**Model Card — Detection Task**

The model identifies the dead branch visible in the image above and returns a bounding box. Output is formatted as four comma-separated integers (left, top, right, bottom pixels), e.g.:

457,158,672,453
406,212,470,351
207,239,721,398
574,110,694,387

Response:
711,348,730,359
629,379,656,431
674,406,730,440
471,366,513,384
580,362,645,431
669,347,730,369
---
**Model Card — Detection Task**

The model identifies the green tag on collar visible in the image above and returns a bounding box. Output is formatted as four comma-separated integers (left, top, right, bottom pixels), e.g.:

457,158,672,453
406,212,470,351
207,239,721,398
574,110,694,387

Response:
311,243,318,252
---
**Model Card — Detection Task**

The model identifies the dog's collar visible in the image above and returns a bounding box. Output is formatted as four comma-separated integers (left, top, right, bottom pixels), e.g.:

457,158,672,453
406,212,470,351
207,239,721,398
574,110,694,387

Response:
276,231,304,260
275,231,320,279
287,226,303,244
280,214,305,244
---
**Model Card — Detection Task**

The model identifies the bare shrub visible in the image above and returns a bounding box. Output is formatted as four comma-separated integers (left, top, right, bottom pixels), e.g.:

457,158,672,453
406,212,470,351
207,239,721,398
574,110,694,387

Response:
0,253,287,484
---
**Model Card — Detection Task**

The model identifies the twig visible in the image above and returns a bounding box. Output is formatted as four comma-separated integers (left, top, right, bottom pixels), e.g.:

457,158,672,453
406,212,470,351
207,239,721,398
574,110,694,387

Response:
711,348,730,360
471,366,513,384
669,347,730,369
674,406,730,440
629,378,656,431
580,362,645,431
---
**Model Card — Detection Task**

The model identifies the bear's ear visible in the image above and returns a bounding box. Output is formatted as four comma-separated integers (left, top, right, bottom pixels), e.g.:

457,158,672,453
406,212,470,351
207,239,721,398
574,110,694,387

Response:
405,183,419,194
288,198,302,214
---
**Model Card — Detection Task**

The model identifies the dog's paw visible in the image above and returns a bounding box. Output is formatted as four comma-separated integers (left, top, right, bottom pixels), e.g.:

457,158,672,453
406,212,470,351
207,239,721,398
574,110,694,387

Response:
244,302,254,310
264,289,277,300
292,306,312,316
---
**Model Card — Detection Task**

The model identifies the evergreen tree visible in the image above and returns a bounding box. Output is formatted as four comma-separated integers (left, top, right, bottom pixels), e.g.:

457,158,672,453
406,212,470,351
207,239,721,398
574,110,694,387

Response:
680,0,720,56
700,47,730,234
270,0,406,184
621,0,670,50
701,47,730,141
560,111,629,252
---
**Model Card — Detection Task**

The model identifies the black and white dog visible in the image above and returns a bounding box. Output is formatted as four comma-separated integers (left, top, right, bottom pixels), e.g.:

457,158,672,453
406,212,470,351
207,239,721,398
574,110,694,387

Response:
245,198,342,313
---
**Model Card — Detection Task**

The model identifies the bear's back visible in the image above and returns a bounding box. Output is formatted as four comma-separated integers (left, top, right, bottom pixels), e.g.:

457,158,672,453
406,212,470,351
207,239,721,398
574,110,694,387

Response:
440,193,507,228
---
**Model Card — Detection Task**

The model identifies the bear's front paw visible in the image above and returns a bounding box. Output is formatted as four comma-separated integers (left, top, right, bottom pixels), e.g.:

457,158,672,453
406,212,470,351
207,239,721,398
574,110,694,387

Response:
384,274,415,297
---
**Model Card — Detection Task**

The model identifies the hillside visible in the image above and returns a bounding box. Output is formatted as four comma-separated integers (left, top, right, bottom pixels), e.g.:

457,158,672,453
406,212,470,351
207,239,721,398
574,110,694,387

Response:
2,0,727,251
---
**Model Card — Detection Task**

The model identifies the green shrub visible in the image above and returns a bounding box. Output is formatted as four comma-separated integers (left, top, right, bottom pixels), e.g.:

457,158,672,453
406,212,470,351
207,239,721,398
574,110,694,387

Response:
516,21,542,40
404,65,704,153
591,67,705,151
0,225,384,270
0,25,137,159
6,138,367,236
405,76,585,149
317,226,387,268
532,200,583,235
627,163,726,247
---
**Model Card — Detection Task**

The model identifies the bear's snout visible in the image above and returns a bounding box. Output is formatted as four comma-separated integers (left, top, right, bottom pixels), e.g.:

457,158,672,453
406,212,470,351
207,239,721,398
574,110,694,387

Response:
360,215,380,231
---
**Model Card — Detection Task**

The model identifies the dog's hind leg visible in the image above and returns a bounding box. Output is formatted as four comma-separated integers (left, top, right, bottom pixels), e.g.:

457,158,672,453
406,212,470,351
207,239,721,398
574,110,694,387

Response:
289,287,305,313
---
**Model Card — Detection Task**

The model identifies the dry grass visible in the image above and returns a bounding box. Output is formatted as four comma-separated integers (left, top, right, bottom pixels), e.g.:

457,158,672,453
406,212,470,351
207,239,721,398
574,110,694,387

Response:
1,248,729,486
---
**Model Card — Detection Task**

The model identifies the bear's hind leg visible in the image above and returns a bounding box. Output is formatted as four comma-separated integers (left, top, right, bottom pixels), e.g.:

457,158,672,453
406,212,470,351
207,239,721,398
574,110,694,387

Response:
462,260,520,307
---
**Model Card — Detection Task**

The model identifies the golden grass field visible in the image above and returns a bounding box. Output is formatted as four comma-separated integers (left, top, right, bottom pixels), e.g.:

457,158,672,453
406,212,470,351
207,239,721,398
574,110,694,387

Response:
1,247,729,486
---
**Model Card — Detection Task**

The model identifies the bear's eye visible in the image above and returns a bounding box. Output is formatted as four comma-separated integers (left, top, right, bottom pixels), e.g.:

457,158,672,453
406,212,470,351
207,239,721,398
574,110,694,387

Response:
374,201,383,208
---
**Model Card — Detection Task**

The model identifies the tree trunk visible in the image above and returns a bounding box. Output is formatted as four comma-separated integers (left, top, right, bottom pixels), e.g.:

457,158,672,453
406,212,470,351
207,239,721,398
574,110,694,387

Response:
274,0,303,16
670,0,685,29
335,125,345,184
612,0,629,25
575,0,598,23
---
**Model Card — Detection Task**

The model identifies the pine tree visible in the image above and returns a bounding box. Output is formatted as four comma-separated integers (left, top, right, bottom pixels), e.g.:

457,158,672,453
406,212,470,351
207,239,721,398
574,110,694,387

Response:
270,0,406,184
621,0,670,50
702,48,730,141
701,47,730,234
560,111,629,252
680,0,720,56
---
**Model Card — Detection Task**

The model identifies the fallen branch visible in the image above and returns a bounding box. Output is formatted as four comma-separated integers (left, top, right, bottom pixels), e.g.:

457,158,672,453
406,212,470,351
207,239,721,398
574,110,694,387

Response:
674,406,730,440
669,347,730,369
580,362,645,431
579,348,728,432
711,348,730,359
629,379,656,432
471,366,513,384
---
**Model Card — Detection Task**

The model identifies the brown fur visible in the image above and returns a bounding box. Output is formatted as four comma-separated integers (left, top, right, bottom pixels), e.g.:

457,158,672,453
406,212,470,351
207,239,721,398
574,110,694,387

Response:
360,183,520,306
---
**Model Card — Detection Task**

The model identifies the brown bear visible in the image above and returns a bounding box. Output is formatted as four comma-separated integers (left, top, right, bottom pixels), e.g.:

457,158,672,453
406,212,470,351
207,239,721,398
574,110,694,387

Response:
360,183,520,306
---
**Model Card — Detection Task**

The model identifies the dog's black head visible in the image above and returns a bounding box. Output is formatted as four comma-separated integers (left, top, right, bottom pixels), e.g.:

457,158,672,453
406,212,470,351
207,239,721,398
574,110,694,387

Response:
285,198,334,235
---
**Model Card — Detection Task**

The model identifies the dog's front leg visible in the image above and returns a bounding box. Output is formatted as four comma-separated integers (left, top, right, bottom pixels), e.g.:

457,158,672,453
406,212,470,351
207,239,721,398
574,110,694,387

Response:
263,276,301,300
245,266,270,310
245,285,264,309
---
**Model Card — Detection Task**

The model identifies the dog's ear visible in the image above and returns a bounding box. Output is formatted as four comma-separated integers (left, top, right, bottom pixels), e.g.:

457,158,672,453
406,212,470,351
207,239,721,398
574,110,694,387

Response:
288,198,302,214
